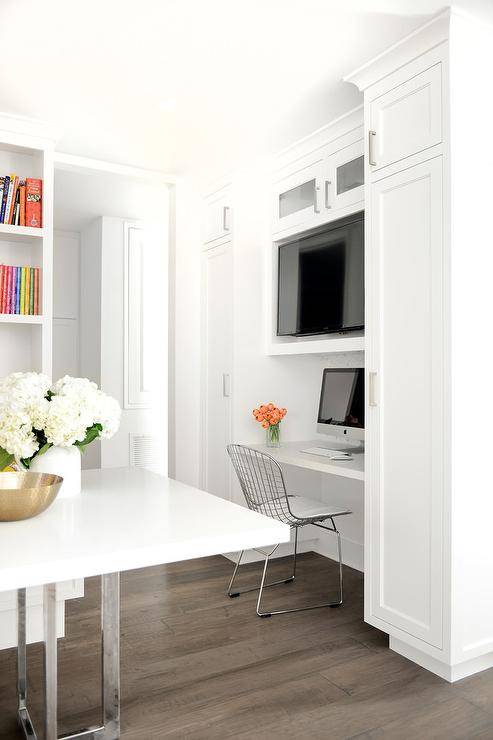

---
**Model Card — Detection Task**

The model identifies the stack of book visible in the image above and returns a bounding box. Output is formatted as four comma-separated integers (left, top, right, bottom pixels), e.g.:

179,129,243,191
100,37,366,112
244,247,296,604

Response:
0,176,42,228
0,265,40,315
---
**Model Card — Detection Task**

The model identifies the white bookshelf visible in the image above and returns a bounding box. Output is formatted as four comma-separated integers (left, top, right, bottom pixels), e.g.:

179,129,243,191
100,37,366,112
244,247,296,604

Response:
0,223,45,241
0,114,56,377
0,314,44,325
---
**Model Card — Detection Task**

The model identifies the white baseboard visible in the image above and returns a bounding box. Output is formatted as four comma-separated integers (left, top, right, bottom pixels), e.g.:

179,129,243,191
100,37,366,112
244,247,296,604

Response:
390,636,493,683
223,532,364,572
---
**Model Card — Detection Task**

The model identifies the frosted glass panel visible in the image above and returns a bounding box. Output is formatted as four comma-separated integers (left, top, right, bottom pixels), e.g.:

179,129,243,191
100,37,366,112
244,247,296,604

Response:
279,179,316,218
337,156,364,195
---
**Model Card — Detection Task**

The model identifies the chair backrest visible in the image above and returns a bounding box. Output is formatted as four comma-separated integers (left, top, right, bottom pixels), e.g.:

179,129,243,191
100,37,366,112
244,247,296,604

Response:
227,444,294,525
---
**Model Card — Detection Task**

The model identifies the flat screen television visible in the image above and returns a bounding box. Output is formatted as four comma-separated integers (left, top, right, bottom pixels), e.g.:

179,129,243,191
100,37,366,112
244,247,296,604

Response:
277,212,364,337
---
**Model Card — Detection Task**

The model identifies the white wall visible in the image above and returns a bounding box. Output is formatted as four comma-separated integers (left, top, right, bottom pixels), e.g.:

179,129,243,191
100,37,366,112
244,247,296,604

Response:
53,230,80,380
449,10,493,667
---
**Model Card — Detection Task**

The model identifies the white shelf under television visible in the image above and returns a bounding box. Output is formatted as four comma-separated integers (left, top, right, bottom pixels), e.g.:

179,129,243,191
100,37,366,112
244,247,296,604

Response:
267,332,364,356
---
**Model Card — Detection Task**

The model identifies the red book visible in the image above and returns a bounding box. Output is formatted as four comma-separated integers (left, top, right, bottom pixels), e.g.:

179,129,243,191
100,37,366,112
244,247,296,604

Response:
0,264,4,313
1,265,7,313
25,178,42,228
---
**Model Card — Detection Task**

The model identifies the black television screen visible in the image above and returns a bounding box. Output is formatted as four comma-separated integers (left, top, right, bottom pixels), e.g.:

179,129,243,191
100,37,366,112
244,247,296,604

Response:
277,213,364,336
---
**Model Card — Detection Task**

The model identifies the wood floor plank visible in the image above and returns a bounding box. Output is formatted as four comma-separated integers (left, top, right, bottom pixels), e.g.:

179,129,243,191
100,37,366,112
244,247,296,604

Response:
0,553,492,739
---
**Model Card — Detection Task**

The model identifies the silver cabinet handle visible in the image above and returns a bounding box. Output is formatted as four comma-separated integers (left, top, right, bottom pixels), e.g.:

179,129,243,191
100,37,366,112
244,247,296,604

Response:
369,371,377,407
222,373,231,398
368,130,377,167
313,184,321,214
223,206,231,232
324,180,332,209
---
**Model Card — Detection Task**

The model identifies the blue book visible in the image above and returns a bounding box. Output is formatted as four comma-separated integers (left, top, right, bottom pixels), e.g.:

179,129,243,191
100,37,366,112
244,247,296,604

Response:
15,267,21,314
0,176,9,223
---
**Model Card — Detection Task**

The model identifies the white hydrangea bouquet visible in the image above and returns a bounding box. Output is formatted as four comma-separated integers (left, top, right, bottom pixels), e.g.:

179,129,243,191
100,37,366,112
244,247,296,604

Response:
0,372,121,496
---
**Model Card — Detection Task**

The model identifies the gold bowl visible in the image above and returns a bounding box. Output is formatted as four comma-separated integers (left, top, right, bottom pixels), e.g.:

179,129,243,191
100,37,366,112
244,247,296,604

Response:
0,472,63,522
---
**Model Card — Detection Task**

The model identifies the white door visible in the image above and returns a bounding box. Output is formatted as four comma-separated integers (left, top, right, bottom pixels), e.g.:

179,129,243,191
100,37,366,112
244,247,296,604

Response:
369,64,442,172
202,243,233,500
366,156,444,648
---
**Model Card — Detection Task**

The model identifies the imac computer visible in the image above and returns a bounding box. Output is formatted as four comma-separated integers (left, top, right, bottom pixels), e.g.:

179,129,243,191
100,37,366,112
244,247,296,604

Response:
317,368,364,442
317,367,365,442
302,369,364,459
301,369,364,459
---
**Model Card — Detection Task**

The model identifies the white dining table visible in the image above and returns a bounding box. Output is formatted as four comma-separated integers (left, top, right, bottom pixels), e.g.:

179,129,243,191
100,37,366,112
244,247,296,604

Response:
0,467,289,740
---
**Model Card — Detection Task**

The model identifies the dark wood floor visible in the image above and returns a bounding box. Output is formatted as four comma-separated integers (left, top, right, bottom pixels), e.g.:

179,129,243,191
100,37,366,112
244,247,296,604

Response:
1,553,493,739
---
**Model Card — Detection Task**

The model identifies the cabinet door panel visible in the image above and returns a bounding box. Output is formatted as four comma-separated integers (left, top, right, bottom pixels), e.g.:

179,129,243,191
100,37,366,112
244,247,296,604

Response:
367,156,443,647
202,244,233,500
369,64,442,172
203,187,232,246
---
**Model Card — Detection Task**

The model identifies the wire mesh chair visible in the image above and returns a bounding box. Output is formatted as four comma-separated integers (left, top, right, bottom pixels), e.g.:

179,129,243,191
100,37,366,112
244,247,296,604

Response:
226,444,352,617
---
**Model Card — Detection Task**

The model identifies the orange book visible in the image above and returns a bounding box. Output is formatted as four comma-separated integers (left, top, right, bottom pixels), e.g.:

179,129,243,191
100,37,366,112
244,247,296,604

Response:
25,178,42,228
24,267,30,315
19,181,26,226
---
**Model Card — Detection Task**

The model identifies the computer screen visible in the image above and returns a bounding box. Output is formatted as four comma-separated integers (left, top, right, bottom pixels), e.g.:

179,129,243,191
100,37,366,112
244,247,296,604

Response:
317,368,364,436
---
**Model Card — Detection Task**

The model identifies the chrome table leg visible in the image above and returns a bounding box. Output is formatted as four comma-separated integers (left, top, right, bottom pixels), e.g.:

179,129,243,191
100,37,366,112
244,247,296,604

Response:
17,588,37,739
16,575,121,740
44,583,58,740
101,573,120,740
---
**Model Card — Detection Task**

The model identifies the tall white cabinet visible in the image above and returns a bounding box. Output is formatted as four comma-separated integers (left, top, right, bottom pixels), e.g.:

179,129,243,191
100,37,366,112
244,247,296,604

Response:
368,156,444,649
347,8,493,681
201,186,234,501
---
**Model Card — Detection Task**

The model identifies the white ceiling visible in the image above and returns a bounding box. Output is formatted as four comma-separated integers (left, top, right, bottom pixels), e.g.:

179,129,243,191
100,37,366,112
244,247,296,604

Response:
1,0,491,180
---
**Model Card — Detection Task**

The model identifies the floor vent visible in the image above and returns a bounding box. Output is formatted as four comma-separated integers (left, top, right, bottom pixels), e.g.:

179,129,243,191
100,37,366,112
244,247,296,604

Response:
129,434,162,473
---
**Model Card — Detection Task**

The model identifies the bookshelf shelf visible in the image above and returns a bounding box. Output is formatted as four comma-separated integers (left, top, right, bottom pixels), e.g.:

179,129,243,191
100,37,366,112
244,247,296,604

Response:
0,223,44,242
0,313,43,325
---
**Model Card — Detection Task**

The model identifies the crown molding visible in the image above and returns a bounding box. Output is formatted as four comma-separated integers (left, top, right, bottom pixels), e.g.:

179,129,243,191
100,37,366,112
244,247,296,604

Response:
344,9,450,92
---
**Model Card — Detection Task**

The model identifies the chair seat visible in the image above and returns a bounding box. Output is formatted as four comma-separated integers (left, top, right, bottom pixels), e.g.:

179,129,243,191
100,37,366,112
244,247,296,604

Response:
286,494,351,522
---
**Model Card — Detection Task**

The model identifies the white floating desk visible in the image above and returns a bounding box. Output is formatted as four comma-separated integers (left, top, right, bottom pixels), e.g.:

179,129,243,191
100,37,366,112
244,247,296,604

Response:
249,440,365,481
0,467,289,740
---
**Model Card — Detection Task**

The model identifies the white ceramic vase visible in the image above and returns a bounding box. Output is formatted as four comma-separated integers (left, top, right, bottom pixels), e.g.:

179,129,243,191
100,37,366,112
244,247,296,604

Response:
29,446,82,499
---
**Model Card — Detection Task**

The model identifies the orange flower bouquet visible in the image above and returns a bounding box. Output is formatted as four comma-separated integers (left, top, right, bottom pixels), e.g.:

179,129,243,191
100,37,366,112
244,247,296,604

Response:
252,403,287,448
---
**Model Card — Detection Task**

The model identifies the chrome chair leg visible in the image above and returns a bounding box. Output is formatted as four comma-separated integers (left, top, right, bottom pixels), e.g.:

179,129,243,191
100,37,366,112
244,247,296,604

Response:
256,525,344,618
336,529,343,606
227,550,244,597
228,529,299,598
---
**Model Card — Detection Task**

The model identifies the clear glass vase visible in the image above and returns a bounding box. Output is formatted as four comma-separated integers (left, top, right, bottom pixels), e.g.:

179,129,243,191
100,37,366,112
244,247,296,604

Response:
266,423,281,448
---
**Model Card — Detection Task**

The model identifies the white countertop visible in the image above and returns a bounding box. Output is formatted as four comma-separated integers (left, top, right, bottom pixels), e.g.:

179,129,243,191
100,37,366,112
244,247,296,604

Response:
0,468,289,593
249,441,365,481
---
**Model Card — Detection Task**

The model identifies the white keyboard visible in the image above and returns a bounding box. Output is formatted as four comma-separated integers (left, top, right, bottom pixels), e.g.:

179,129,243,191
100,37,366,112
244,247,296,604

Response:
300,446,353,460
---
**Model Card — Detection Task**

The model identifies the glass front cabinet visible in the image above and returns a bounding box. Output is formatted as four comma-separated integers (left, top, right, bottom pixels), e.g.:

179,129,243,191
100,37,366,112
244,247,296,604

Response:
273,139,364,235
272,155,325,234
